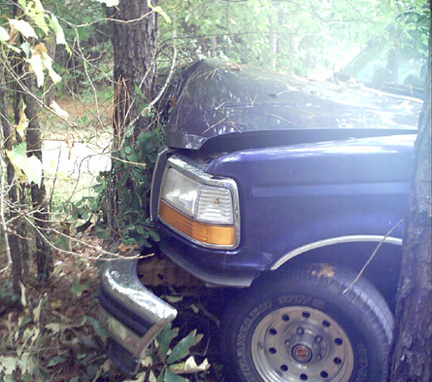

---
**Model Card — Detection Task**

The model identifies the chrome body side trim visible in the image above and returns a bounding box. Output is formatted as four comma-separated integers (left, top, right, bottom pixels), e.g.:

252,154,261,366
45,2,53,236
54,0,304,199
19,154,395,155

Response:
159,155,241,250
271,235,403,270
100,260,177,358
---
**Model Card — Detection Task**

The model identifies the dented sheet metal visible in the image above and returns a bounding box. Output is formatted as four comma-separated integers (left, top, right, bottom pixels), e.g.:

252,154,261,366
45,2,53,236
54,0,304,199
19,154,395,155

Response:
162,60,421,150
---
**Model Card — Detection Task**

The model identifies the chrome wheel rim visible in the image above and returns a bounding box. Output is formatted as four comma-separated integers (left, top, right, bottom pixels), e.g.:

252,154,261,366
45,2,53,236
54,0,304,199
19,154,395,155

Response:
251,306,354,382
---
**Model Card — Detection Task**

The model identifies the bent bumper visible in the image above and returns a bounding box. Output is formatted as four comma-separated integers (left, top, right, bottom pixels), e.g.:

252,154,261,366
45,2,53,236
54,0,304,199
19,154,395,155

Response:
99,259,177,374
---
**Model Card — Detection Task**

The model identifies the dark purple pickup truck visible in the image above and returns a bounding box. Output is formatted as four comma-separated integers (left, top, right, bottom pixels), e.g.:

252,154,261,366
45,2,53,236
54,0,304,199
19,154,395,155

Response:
99,12,429,382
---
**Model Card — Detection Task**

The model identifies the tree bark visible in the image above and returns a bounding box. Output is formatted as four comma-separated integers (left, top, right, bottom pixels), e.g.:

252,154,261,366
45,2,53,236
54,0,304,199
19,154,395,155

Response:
389,21,431,381
23,77,53,282
11,75,32,279
0,68,22,295
112,0,158,140
108,0,159,237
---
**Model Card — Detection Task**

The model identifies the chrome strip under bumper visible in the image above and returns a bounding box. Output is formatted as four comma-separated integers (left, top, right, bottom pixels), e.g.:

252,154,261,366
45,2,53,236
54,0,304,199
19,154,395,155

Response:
100,260,177,362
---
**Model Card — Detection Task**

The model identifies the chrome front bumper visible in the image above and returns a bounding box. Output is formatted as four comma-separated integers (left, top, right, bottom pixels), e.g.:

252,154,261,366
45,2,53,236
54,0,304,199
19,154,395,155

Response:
99,259,177,374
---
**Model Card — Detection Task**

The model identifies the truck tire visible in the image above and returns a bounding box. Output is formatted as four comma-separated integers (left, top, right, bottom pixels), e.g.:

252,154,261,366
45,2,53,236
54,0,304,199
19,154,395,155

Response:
222,264,393,382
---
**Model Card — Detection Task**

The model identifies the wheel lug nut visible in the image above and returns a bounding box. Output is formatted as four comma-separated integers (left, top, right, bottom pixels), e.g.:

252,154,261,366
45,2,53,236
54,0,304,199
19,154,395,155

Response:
315,335,323,343
285,340,290,347
317,354,322,360
297,327,304,335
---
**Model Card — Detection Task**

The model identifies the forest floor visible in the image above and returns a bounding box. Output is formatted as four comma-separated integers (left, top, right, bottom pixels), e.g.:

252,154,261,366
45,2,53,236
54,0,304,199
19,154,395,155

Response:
0,233,230,381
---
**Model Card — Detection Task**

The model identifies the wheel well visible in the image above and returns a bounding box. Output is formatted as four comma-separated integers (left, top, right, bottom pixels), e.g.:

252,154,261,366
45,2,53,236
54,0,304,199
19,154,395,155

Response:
266,241,402,313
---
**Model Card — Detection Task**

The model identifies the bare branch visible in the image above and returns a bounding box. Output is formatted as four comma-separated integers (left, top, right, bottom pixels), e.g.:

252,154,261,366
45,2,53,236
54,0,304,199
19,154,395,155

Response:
343,218,405,294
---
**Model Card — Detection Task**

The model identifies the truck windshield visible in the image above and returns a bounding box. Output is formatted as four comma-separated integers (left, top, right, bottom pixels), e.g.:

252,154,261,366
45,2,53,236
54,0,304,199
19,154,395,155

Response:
340,12,430,99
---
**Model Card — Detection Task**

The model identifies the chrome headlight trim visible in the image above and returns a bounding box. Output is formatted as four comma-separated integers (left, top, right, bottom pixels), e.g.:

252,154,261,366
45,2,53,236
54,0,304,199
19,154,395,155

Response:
159,155,241,249
150,146,170,222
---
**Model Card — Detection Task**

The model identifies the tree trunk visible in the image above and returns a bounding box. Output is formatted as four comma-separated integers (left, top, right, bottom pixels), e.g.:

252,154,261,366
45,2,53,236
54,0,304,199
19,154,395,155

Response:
389,23,431,381
108,0,159,237
0,69,22,296
11,79,32,279
112,0,158,140
23,77,53,282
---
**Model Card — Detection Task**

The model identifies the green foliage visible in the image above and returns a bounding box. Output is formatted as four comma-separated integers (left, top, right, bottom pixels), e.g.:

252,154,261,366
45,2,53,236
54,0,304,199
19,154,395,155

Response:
125,323,209,382
111,127,163,246
71,277,90,297
44,0,113,95
166,329,203,364
77,126,163,248
157,0,426,76
1,0,68,88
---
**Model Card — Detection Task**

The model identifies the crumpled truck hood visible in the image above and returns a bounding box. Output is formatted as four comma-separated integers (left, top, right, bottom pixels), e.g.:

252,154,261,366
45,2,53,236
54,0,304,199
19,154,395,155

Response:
163,60,421,150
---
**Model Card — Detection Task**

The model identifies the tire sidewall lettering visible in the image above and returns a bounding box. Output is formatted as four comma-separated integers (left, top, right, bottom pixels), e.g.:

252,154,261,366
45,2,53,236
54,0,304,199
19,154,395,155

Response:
237,301,272,379
277,294,325,310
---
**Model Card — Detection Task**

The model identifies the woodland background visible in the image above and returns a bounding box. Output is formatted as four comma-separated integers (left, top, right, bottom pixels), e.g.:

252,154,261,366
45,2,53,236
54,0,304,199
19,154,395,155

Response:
0,0,430,381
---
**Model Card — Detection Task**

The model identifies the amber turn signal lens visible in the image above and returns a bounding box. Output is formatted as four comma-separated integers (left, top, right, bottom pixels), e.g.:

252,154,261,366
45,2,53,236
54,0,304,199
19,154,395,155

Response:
159,200,235,246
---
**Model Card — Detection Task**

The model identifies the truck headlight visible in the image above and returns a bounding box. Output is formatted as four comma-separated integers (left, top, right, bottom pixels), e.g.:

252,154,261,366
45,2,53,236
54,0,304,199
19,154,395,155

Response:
158,157,240,249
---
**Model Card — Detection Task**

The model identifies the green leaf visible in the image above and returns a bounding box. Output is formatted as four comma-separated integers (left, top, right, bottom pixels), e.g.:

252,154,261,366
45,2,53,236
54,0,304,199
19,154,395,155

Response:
167,330,203,364
70,377,80,382
33,298,44,324
164,295,183,304
48,356,65,367
20,281,27,307
125,125,135,138
157,323,179,360
49,15,66,46
123,371,147,382
134,84,146,99
0,357,18,374
45,322,69,335
27,53,45,87
149,371,157,382
18,315,32,329
42,53,62,84
170,356,210,374
128,153,138,162
71,278,85,297
9,19,37,38
6,143,43,186
164,369,188,382
22,371,32,382
3,42,21,53
21,42,31,57
26,155,43,186
24,0,49,35
149,230,160,242
85,316,107,341
56,235,69,251
0,26,10,42
157,372,164,382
